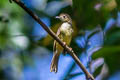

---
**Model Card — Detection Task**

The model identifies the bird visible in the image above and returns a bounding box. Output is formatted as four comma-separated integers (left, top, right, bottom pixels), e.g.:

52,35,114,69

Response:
50,13,74,73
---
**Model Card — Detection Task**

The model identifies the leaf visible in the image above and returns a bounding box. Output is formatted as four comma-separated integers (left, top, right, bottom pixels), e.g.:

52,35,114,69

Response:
104,18,116,33
101,0,117,12
92,46,120,74
76,26,104,56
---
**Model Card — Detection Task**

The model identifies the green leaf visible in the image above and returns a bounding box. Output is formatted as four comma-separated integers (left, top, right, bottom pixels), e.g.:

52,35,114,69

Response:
92,46,120,74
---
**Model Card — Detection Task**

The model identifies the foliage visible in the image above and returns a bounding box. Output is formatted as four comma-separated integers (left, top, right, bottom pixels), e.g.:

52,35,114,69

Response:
0,0,120,80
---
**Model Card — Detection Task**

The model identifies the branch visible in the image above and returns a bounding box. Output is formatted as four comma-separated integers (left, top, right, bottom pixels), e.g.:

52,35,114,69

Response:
10,0,95,80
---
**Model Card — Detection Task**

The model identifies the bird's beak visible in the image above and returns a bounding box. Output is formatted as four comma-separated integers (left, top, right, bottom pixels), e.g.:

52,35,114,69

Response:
55,16,60,19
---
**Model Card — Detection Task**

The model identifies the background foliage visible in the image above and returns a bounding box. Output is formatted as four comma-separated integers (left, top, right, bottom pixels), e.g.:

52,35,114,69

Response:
0,0,120,80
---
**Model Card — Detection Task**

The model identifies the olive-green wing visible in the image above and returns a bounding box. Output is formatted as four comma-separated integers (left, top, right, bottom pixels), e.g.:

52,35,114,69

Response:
53,28,61,52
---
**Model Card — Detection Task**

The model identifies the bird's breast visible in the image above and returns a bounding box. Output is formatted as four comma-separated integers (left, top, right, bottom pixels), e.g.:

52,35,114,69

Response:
60,23,73,36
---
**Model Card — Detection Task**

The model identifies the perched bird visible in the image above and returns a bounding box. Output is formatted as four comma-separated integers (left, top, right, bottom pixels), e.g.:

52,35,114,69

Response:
50,13,74,73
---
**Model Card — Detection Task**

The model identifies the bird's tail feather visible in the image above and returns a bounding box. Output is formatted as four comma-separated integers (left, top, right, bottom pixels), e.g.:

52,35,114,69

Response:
50,52,60,73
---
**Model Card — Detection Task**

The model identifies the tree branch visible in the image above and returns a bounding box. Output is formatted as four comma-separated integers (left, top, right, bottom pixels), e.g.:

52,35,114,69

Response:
10,0,95,80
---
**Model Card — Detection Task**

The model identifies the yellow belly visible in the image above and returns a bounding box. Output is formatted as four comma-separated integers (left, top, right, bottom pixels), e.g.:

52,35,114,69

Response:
55,23,73,54
56,34,72,53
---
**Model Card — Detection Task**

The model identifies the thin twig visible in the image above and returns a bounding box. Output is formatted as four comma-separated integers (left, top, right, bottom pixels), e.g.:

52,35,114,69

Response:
10,0,95,80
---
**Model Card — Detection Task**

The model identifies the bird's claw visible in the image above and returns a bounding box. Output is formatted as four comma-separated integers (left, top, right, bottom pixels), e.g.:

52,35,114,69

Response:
63,42,66,47
69,47,74,53
69,47,72,51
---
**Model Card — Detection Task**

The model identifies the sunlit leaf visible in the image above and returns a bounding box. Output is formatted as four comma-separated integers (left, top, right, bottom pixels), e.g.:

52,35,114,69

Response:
101,0,117,12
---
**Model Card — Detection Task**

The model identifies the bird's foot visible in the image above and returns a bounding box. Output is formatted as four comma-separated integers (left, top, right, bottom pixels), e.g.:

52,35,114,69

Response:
69,47,74,53
69,47,72,51
63,42,66,47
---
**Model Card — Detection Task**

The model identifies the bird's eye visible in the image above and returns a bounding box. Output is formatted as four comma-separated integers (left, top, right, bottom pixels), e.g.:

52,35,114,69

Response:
63,15,66,18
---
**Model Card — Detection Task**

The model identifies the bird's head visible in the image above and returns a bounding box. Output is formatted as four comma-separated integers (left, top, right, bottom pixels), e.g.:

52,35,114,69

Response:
55,13,72,23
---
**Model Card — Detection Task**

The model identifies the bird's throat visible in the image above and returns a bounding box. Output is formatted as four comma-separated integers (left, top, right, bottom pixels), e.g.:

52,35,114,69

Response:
60,22,73,36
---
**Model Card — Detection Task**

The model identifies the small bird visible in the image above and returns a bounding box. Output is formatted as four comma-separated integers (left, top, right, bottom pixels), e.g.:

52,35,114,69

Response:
50,13,74,73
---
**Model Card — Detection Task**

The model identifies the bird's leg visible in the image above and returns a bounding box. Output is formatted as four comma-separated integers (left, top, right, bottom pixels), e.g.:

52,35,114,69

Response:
63,49,67,55
69,47,74,53
62,42,74,54
69,47,72,51
62,42,67,55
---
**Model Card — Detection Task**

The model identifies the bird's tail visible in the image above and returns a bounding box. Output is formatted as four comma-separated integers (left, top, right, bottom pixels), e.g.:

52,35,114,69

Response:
50,52,60,73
